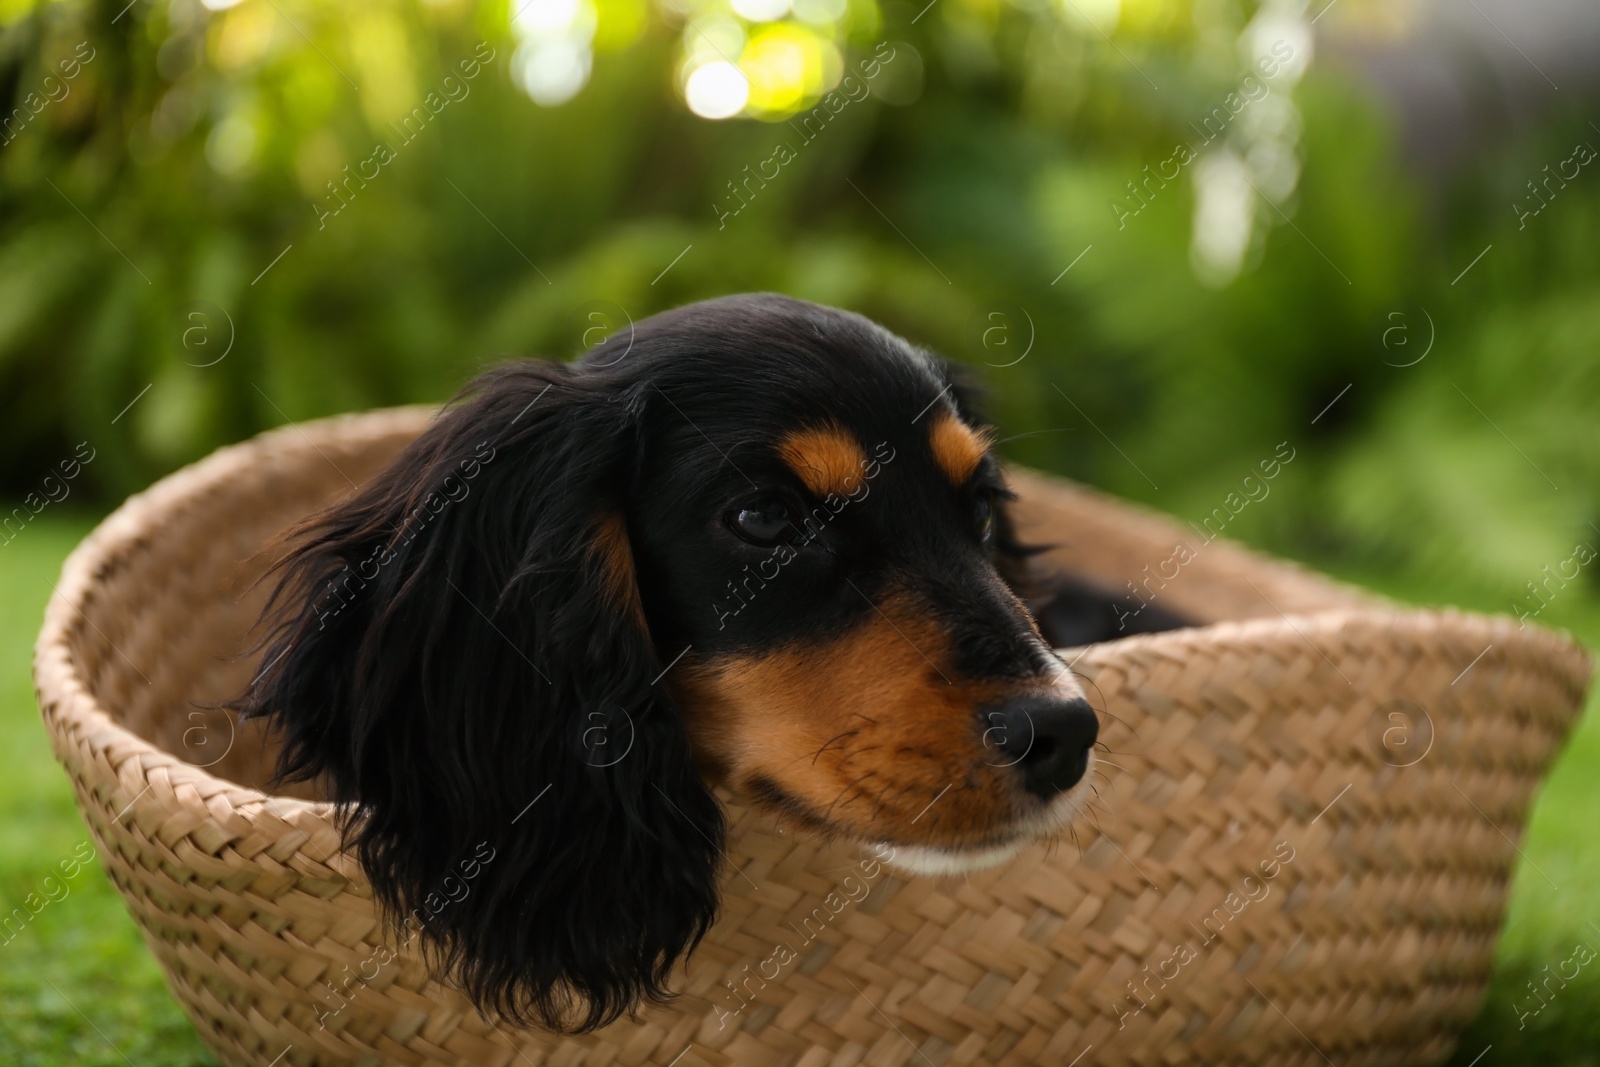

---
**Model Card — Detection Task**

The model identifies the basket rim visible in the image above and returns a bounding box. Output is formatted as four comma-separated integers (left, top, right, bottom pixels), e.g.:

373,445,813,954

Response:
33,406,1596,855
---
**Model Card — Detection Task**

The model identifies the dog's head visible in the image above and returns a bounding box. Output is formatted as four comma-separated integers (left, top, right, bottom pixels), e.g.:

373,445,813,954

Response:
238,293,1097,1032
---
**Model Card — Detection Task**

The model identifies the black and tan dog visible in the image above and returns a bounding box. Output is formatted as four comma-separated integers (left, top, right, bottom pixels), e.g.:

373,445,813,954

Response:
236,293,1185,1032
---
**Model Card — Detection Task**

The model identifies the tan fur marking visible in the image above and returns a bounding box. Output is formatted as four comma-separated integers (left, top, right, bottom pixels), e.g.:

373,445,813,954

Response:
592,513,646,629
929,411,993,486
670,590,1050,849
777,423,870,499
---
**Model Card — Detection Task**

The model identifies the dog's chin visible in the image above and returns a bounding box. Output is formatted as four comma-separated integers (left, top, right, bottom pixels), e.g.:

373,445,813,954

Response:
869,764,1096,878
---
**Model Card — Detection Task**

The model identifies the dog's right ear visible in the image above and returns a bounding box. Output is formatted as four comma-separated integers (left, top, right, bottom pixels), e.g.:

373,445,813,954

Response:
234,362,725,1033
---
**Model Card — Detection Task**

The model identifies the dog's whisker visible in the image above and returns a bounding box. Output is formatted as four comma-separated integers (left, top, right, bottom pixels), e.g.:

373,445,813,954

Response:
806,729,862,767
1088,705,1135,733
1086,771,1108,793
1092,743,1139,769
825,770,880,824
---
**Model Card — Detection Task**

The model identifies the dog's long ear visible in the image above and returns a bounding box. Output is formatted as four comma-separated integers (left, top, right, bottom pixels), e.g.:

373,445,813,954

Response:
235,362,723,1033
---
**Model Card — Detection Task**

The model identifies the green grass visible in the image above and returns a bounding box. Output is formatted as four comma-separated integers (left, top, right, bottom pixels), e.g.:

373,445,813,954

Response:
0,512,217,1067
1,509,1595,1064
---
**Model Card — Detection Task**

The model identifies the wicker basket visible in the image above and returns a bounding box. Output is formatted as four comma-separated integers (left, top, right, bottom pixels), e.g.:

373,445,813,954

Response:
35,407,1592,1067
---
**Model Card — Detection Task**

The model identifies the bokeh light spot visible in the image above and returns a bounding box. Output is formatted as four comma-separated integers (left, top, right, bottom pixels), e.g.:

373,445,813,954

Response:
791,0,847,26
684,60,750,119
739,23,838,118
731,0,792,22
516,40,593,106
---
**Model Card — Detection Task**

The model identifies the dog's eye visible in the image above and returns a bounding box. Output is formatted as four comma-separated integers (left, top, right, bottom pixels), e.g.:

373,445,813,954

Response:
974,496,996,544
727,497,799,547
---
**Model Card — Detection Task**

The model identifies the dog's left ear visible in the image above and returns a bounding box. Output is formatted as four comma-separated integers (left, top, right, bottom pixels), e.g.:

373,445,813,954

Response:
235,362,723,1033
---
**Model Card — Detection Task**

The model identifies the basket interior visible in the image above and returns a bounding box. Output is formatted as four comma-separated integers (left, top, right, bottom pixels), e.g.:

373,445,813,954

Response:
59,411,1369,796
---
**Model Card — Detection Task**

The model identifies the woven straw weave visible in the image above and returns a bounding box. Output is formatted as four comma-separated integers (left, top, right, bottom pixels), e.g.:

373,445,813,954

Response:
35,407,1592,1067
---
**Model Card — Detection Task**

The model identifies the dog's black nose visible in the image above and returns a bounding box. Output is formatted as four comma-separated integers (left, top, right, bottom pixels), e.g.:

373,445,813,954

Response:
981,694,1099,798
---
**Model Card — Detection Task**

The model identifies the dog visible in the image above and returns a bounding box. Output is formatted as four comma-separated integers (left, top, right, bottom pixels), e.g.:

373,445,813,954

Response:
235,293,1187,1034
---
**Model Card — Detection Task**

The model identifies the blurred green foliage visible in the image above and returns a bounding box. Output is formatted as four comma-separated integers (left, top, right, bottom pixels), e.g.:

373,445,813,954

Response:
1,0,1594,613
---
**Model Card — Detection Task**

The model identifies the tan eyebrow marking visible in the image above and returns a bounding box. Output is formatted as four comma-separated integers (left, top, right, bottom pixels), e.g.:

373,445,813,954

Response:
777,422,870,498
928,410,993,486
